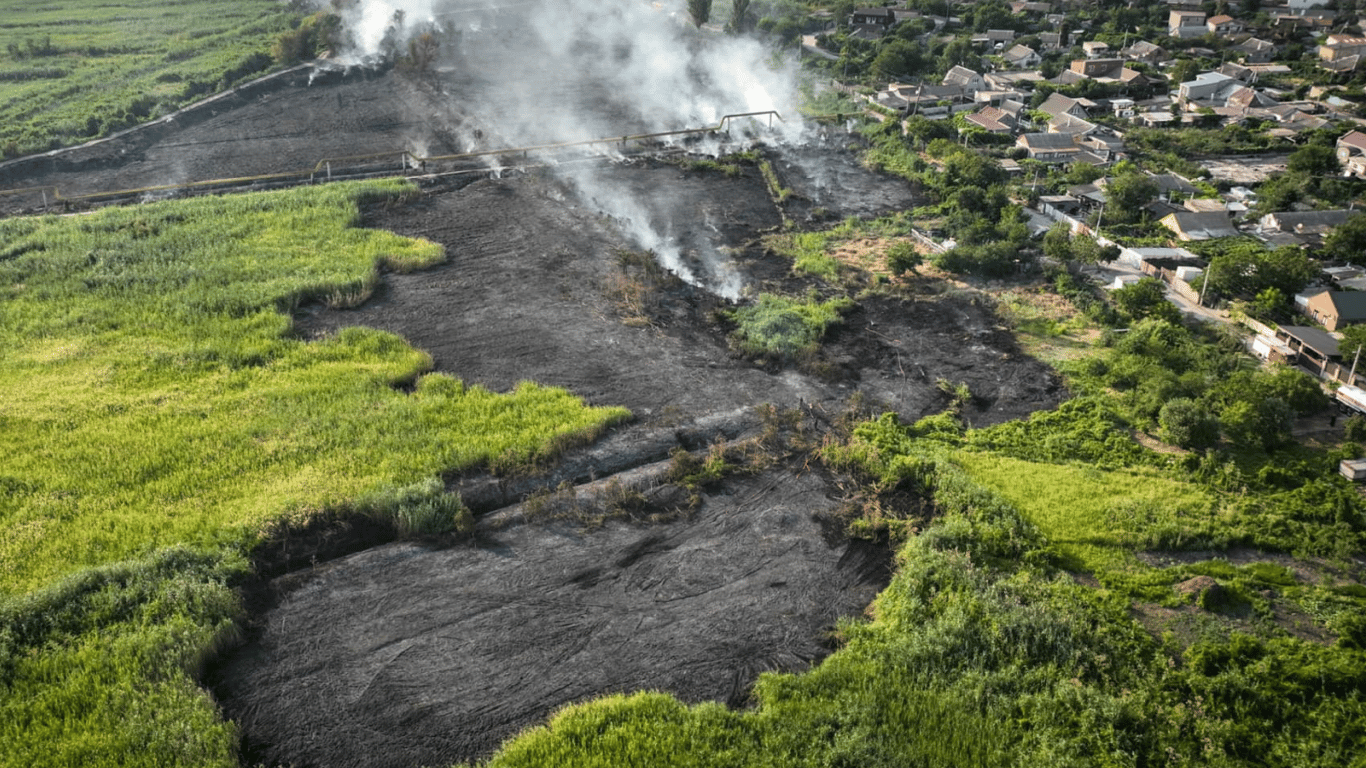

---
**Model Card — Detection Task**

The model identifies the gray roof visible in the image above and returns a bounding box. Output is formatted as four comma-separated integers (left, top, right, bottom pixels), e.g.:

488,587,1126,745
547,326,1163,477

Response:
1018,132,1078,150
1279,325,1341,358
1324,291,1366,321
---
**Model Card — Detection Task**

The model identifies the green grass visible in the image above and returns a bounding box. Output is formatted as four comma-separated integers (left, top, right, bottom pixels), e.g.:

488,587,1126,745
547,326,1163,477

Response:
955,453,1225,576
0,179,628,594
0,0,294,156
0,179,630,766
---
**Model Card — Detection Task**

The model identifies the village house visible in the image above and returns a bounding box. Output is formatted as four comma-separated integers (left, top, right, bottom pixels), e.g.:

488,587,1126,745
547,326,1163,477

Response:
1069,57,1126,80
971,29,1016,49
1017,132,1083,162
1037,92,1092,120
1238,37,1276,64
1161,210,1240,241
1009,0,1054,13
1123,40,1168,65
965,107,1014,134
1260,209,1355,235
1002,44,1041,68
1206,14,1244,35
1319,34,1366,72
1170,10,1207,38
1039,31,1064,51
1082,41,1110,59
1305,291,1366,331
942,65,987,95
1178,71,1237,106
1337,130,1366,179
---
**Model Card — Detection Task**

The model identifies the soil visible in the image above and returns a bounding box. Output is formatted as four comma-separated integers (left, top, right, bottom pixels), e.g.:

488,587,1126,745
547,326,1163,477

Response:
3,67,1064,767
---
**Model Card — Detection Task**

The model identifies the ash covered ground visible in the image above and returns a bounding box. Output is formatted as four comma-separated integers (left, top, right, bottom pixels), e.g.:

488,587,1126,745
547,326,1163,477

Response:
2,11,1064,765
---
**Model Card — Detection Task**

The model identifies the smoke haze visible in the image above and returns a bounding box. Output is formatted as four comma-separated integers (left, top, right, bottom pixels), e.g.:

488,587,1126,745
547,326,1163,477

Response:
320,0,805,298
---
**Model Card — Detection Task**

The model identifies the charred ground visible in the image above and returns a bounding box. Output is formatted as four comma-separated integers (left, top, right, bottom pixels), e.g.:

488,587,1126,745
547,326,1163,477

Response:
3,68,1062,767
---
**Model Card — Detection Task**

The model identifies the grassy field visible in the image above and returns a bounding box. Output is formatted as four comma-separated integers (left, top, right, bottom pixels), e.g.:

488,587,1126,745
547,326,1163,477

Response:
0,0,294,156
0,180,630,767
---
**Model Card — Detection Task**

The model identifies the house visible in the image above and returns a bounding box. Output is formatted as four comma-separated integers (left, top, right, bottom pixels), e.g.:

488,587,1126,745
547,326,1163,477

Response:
1037,92,1090,120
1319,35,1366,72
1049,112,1098,136
1170,10,1207,38
850,7,896,27
1124,40,1169,65
850,6,897,38
1338,130,1366,179
1305,291,1366,331
972,29,1016,48
1161,211,1240,240
1070,57,1126,80
1082,41,1111,59
942,65,987,94
1179,71,1236,105
1207,14,1243,35
1276,325,1342,376
1259,209,1354,236
965,108,1014,134
1009,1,1054,13
1002,44,1041,68
1111,98,1136,118
1039,31,1065,51
1238,37,1276,64
1219,62,1256,83
1017,132,1083,162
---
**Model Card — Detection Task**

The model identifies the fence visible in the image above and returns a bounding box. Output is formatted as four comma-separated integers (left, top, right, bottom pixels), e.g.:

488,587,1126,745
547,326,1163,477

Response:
0,111,787,210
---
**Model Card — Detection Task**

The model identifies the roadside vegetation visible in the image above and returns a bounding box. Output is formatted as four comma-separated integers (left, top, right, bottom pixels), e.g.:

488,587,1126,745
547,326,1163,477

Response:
0,0,297,157
0,180,629,767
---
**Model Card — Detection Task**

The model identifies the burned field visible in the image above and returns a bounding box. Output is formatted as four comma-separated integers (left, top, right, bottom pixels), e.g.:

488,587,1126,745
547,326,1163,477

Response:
4,68,1061,767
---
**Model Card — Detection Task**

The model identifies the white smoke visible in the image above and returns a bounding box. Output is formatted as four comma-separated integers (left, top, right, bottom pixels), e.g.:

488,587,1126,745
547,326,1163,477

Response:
317,0,806,298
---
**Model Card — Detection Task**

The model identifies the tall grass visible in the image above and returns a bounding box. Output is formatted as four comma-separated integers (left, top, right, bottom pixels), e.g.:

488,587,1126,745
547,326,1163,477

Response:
0,180,628,593
0,180,629,767
0,0,294,155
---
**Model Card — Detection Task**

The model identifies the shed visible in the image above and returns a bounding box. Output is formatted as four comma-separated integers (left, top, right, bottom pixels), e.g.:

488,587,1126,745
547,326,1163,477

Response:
1340,458,1366,481
1252,335,1296,363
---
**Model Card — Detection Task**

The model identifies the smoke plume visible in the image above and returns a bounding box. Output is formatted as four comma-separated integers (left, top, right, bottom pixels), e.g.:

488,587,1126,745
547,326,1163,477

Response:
320,0,805,298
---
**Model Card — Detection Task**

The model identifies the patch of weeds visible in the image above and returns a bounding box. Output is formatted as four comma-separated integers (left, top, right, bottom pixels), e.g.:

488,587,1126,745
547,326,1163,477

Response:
758,158,792,203
727,291,854,363
355,478,473,539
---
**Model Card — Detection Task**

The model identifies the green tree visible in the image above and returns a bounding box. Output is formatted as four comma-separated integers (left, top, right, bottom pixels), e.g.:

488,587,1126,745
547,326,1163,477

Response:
1287,143,1341,177
689,0,713,28
887,241,924,276
1323,212,1366,264
728,0,751,32
1104,171,1160,225
1220,397,1294,451
1042,222,1074,263
1113,277,1182,324
1159,398,1220,450
873,39,925,80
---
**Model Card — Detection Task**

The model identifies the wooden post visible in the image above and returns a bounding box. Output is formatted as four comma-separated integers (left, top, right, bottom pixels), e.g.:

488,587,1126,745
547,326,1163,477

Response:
326,162,331,181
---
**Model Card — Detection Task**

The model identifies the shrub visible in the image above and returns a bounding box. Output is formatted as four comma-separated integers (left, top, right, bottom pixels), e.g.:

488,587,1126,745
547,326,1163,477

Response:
1158,398,1219,451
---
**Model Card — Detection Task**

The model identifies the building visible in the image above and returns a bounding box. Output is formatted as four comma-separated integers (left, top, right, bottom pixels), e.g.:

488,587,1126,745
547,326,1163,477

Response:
1305,291,1366,331
1002,44,1041,68
1179,71,1237,104
1170,10,1207,38
1160,211,1239,240
1238,37,1276,64
1206,14,1244,35
1017,132,1083,162
1319,35,1366,72
942,65,987,94
1338,130,1366,179
1259,209,1354,235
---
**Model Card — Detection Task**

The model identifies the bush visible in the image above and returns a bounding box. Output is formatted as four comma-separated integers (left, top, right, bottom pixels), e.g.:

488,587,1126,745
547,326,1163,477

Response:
1158,398,1219,451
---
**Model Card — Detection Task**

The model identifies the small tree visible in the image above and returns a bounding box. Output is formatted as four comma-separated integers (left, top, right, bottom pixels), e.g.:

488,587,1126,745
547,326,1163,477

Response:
886,241,923,276
729,0,752,32
1159,398,1219,451
689,0,713,28
1113,277,1182,324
